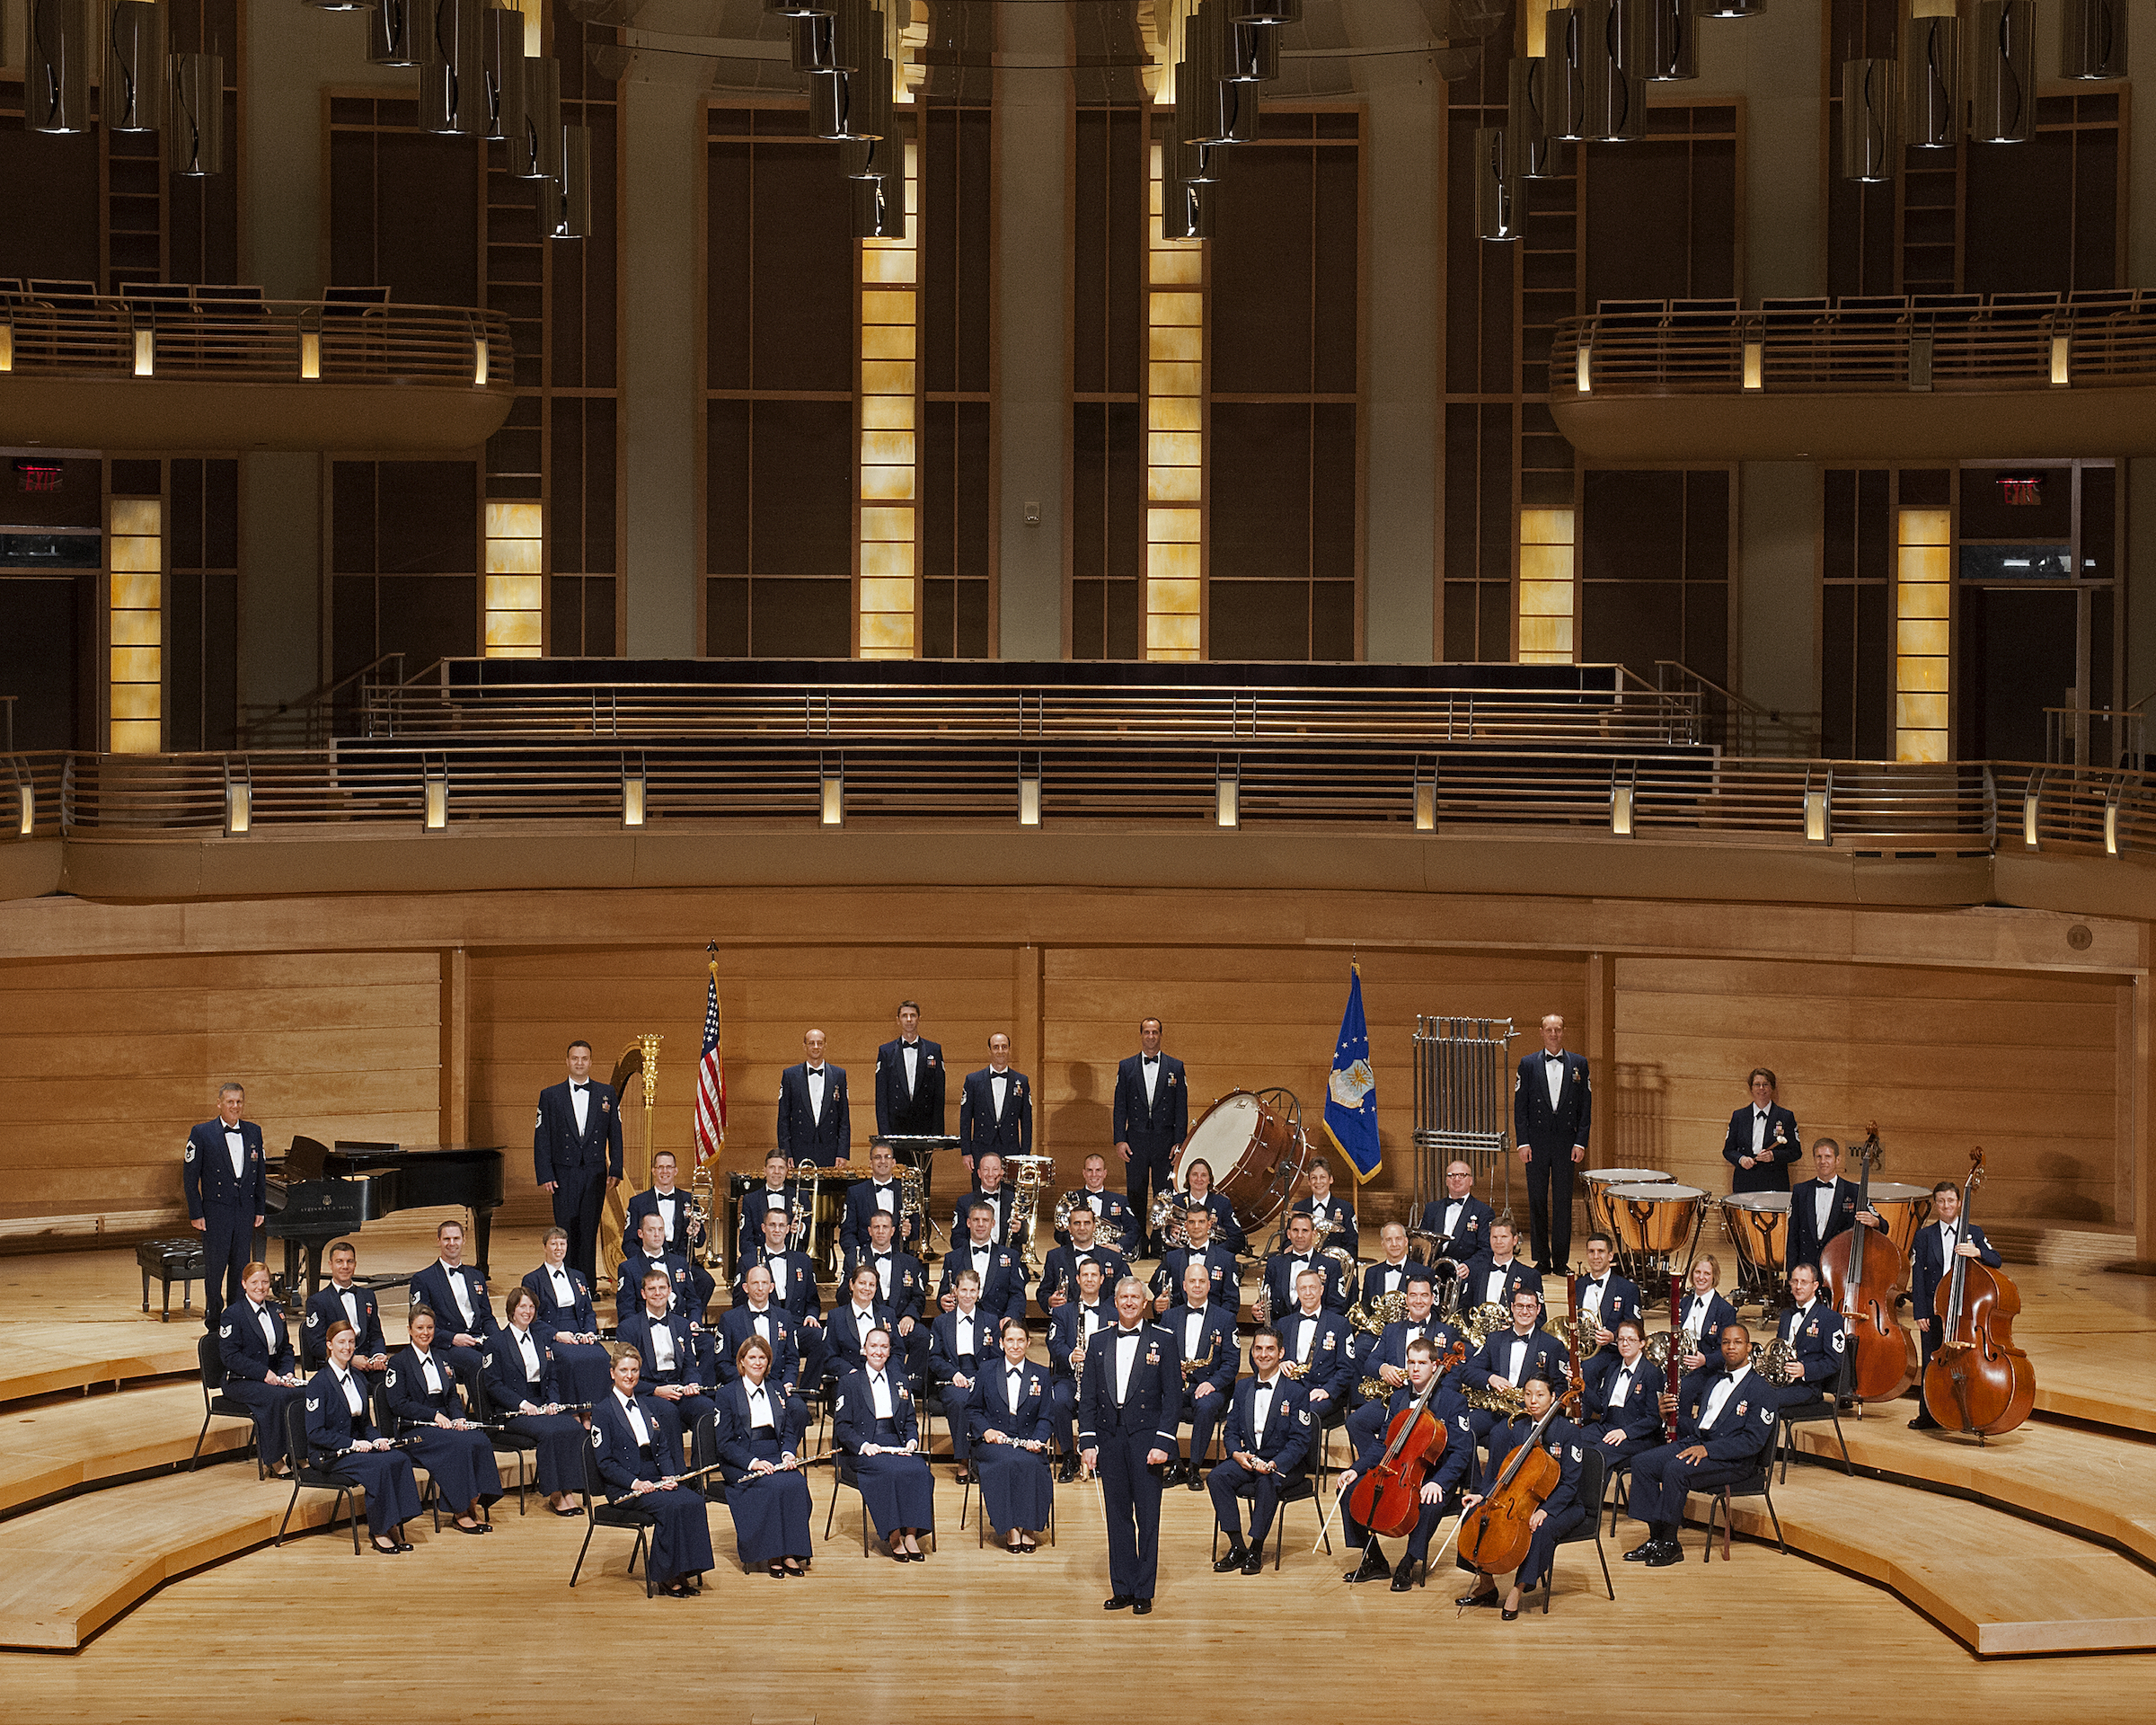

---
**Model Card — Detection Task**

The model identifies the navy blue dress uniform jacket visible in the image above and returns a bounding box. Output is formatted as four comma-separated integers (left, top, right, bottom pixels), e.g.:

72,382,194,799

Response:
1151,1242,1240,1312
1113,1053,1188,1154
1291,1193,1360,1261
1570,1270,1641,1335
1457,1252,1545,1312
615,1247,706,1322
302,1281,387,1368
1077,1322,1183,1451
1669,1364,1779,1460
482,1323,570,1411
618,1308,714,1390
840,1177,921,1254
873,1037,946,1137
1416,1192,1496,1257
1055,1189,1140,1256
937,1242,1029,1326
1788,1176,1869,1271
1034,1243,1131,1317
842,1246,930,1323
1675,1289,1743,1353
522,1263,600,1340
1220,1373,1313,1474
1908,1219,2001,1336
1472,1325,1571,1394
1179,1190,1243,1254
589,1388,716,1584
534,1079,624,1187
1262,1249,1348,1316
824,1298,905,1379
1767,1297,1847,1399
1275,1306,1356,1405
622,1185,702,1260
715,1303,803,1394
1362,1316,1467,1392
967,1359,1056,1448
407,1261,497,1344
1515,1050,1592,1157
1722,1103,1803,1193
220,1296,296,1383
959,1067,1033,1162
1356,1258,1436,1310
1349,1383,1476,1493
1582,1349,1666,1445
733,1243,824,1324
776,1062,851,1167
712,1377,808,1477
734,1179,810,1266
1161,1300,1240,1399
182,1118,266,1219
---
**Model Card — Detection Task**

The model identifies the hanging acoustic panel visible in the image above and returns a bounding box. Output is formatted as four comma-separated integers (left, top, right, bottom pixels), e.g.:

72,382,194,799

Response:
369,0,421,66
1840,57,1896,182
2062,0,2125,78
420,0,489,137
482,7,524,141
552,124,590,239
1904,12,1958,147
1970,0,2035,143
1542,6,1586,141
26,0,90,135
171,52,224,175
1640,0,1695,79
103,0,164,133
1507,55,1561,177
1576,0,1646,143
1474,126,1520,241
514,56,561,177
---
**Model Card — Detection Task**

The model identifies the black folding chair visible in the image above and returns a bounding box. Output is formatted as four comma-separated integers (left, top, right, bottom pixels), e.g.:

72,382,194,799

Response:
1535,1446,1613,1610
569,1435,658,1596
1775,1350,1853,1482
472,1371,538,1514
1206,1469,1326,1570
690,1411,730,1504
960,1455,1058,1548
822,1453,936,1557
190,1334,265,1476
275,1399,364,1552
1700,1464,1786,1561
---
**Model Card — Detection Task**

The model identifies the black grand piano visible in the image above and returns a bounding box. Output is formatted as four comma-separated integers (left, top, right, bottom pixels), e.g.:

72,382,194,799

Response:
266,1137,506,1298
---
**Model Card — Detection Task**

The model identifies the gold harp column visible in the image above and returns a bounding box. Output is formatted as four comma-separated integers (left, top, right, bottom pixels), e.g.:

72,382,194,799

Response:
598,1033,663,1293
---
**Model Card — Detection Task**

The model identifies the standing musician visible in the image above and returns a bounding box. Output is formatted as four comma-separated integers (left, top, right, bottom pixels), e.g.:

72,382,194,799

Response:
712,1334,815,1578
1080,1277,1182,1616
306,1319,422,1555
1676,1256,1741,1367
1582,1318,1664,1466
1455,1373,1587,1618
841,1208,929,1377
777,1029,851,1169
1348,1271,1455,1453
928,1268,994,1483
969,1319,1057,1553
623,1150,702,1261
385,1305,501,1534
715,1264,808,1436
1907,1179,2002,1431
1460,1219,1543,1312
219,1261,305,1475
1722,1067,1802,1194
1277,1268,1355,1426
1114,1016,1188,1240
1036,1204,1130,1317
873,1000,946,1142
1339,1337,1475,1590
1261,1212,1348,1316
1514,1013,1592,1274
1621,1323,1777,1567
1179,1159,1244,1255
618,1267,717,1467
1572,1233,1639,1343
182,1083,265,1332
407,1218,497,1395
734,1151,809,1270
959,1034,1033,1169
1162,1260,1240,1488
534,1039,623,1281
1469,1288,1570,1446
301,1240,389,1384
1356,1222,1422,1308
1056,1153,1141,1257
1206,1329,1312,1574
1048,1259,1116,1480
486,1286,589,1517
1788,1137,1886,1273
834,1327,936,1561
1762,1261,1847,1415
952,1152,1021,1248
521,1225,612,1406
738,1207,826,1384
1418,1159,1495,1266
840,1137,922,1255
1291,1157,1359,1261
592,1343,714,1597
615,1208,709,1324
938,1199,1031,1326
1151,1204,1238,1314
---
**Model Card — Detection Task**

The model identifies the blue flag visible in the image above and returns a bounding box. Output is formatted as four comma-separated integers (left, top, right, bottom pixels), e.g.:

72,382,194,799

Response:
1321,964,1381,1183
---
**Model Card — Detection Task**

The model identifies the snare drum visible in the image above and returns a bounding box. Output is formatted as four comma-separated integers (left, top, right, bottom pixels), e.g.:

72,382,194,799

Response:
1176,1091,1309,1234
1720,1191,1791,1280
1583,1168,1674,1246
1605,1182,1703,1258
1863,1182,1934,1258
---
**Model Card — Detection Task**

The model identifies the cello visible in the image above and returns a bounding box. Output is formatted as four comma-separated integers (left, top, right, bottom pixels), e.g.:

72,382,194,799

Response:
1922,1147,2036,1440
1346,1339,1469,1538
1817,1122,1917,1407
1454,1345,1585,1581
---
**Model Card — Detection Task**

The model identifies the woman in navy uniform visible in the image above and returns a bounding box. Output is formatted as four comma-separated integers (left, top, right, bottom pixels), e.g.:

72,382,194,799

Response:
488,1286,590,1517
218,1262,305,1474
1676,1255,1742,1368
1583,1318,1666,1466
835,1327,935,1561
385,1305,500,1534
1180,1159,1243,1254
592,1344,714,1597
305,1319,421,1553
1291,1157,1359,1261
522,1225,613,1405
1338,1337,1474,1591
713,1334,815,1577
968,1319,1056,1552
1456,1372,1587,1618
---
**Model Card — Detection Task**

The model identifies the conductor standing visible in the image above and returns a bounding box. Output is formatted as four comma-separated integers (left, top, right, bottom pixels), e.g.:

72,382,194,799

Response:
181,1082,265,1331
535,1039,624,1281
1113,1017,1187,1240
1079,1275,1180,1616
1514,1013,1591,1274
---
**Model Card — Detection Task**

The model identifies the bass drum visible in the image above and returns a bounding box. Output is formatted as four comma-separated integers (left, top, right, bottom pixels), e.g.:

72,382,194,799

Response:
1175,1090,1310,1237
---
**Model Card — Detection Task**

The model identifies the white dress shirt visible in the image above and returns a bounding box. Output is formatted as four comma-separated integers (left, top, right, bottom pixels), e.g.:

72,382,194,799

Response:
1251,1375,1278,1438
513,1326,543,1385
438,1262,476,1326
620,1391,652,1447
1113,1327,1143,1400
1683,1292,1714,1338
868,1370,895,1421
807,1065,828,1122
419,1352,444,1395
1141,1055,1160,1105
252,1301,279,1357
651,1322,676,1372
1293,1319,1316,1363
1183,1309,1206,1359
747,1383,774,1429
991,1071,1011,1117
334,1367,364,1416
1440,1199,1465,1238
570,1084,590,1132
224,1125,245,1178
1544,1052,1565,1110
1483,1264,1512,1305
902,1041,920,1092
1813,1183,1834,1236
1502,1332,1534,1384
955,1313,977,1358
1006,1366,1025,1415
1698,1364,1752,1430
1751,1108,1770,1152
547,1266,575,1310
336,1285,362,1331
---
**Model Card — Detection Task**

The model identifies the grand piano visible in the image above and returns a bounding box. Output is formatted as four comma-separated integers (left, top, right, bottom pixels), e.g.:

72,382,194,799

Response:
265,1137,506,1298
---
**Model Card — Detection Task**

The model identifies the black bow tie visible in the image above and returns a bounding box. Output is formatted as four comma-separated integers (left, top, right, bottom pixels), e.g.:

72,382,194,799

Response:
808,1066,826,1075
571,1082,588,1092
1144,1056,1157,1066
1009,1367,1023,1379
1543,1052,1563,1062
875,1254,889,1265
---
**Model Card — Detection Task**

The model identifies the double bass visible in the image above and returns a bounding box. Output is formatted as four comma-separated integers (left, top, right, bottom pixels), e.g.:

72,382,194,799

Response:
1454,1346,1585,1579
1818,1122,1917,1406
1346,1340,1470,1537
1922,1147,2036,1440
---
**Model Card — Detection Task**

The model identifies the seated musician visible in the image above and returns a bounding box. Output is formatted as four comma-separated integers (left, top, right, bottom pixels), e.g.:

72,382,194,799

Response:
1468,1287,1569,1446
618,1268,717,1468
1459,1219,1543,1314
1356,1222,1421,1308
1277,1268,1355,1433
951,1151,1018,1248
1206,1328,1312,1574
1036,1204,1131,1318
1622,1323,1777,1567
1348,1271,1458,1453
834,1327,936,1561
1151,1204,1237,1316
1573,1233,1640,1344
219,1261,305,1476
1418,1159,1495,1264
302,1240,389,1385
712,1334,814,1578
1047,1257,1115,1481
406,1218,497,1395
1761,1261,1845,1414
385,1305,501,1533
1907,1179,2002,1431
738,1207,826,1384
840,1137,922,1256
623,1150,703,1261
1180,1158,1243,1255
827,1262,904,1388
1339,1337,1474,1591
616,1209,711,1324
937,1200,1029,1326
968,1319,1056,1553
1055,1153,1138,1257
716,1265,809,1434
1261,1212,1348,1317
594,1342,715,1597
1291,1157,1359,1261
1676,1256,1740,1369
1455,1372,1587,1617
928,1268,993,1483
734,1150,807,1270
305,1318,421,1554
522,1225,612,1403
840,1208,930,1378
1582,1318,1664,1465
1162,1260,1240,1488
486,1286,589,1516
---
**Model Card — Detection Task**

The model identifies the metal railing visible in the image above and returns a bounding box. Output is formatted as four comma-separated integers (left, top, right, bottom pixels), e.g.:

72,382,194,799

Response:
2046,703,2147,771
1657,661,1821,758
237,654,412,749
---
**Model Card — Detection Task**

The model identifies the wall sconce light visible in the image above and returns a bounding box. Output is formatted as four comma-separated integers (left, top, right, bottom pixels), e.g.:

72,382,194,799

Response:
1742,339,1763,390
473,335,490,386
0,321,13,373
1018,760,1042,827
1215,765,1240,829
300,326,322,381
622,760,646,828
14,781,32,838
1803,784,1830,844
2050,334,2070,386
423,763,447,830
1413,767,1436,832
2103,788,2121,855
2021,770,2042,849
821,762,844,827
1610,768,1636,836
133,327,155,376
223,763,252,836
1575,343,1592,394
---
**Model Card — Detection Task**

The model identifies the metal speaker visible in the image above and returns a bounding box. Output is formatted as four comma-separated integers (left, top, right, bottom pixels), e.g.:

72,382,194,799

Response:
1577,0,1647,142
1226,20,1278,81
369,0,421,66
1970,0,2036,143
1160,176,1212,241
420,0,489,137
1474,127,1521,241
103,0,164,133
1230,0,1299,20
1840,57,1896,182
791,13,838,71
482,7,524,142
26,0,90,135
851,171,905,239
808,70,847,138
1641,0,1695,79
1542,6,1586,142
1695,0,1763,16
552,124,590,238
2063,0,2125,77
1903,13,1958,147
829,0,871,75
171,52,224,176
514,56,561,178
1507,55,1560,178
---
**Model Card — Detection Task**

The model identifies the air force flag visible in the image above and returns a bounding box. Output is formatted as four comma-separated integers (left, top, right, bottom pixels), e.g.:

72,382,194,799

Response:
1322,964,1380,1183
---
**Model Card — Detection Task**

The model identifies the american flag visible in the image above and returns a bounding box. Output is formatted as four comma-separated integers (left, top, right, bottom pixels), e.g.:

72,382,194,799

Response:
693,966,726,1167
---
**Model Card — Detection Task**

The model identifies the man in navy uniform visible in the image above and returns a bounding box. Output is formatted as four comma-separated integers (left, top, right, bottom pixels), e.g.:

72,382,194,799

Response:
1418,1160,1495,1266
1514,1013,1591,1273
1260,1211,1348,1316
1277,1266,1355,1431
1458,1218,1543,1313
1080,1276,1181,1615
738,1206,826,1384
952,1151,1021,1246
1761,1261,1846,1415
1113,1017,1188,1247
1150,1204,1237,1314
1468,1287,1569,1446
1907,1178,2002,1430
623,1150,702,1261
734,1150,808,1269
1347,1272,1457,1452
407,1217,497,1394
873,1001,945,1141
1056,1153,1140,1257
842,1208,930,1378
616,1208,707,1322
618,1266,715,1468
534,1039,623,1281
182,1082,264,1331
301,1239,390,1384
1161,1260,1239,1488
1622,1323,1777,1567
716,1263,808,1434
959,1034,1032,1168
841,1137,920,1255
1722,1067,1802,1195
1787,1137,1883,1274
1339,1338,1477,1588
1048,1258,1115,1479
1356,1222,1422,1309
776,1029,850,1168
937,1200,1029,1326
1571,1232,1640,1344
1290,1157,1359,1261
1035,1204,1130,1317
1206,1329,1312,1574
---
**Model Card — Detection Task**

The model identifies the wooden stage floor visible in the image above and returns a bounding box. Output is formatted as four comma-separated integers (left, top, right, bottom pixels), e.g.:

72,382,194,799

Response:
3,1220,2153,1721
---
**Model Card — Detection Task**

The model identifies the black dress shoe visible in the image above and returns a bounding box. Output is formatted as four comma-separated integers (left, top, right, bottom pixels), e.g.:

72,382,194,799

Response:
952,1468,975,1485
1213,1546,1250,1573
1187,1470,1206,1492
1645,1540,1684,1568
1455,1588,1499,1607
1908,1413,1941,1431
1057,1455,1080,1483
1390,1559,1422,1592
1346,1550,1392,1585
1239,1551,1263,1576
1501,1606,1520,1621
1132,1598,1153,1615
1623,1537,1661,1561
1104,1595,1134,1611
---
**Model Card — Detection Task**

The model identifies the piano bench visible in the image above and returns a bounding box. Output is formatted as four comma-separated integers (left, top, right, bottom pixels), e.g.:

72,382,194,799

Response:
138,1238,208,1321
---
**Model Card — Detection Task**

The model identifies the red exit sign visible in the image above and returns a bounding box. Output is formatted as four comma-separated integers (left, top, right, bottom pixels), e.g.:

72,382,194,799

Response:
1997,476,2043,505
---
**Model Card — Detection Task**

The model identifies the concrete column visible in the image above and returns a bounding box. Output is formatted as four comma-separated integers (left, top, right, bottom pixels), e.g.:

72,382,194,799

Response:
993,8,1071,660
1738,463,1820,724
2125,22,2156,713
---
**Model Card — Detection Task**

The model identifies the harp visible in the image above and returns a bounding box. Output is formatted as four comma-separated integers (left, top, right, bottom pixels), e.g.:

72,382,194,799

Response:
598,1033,662,1295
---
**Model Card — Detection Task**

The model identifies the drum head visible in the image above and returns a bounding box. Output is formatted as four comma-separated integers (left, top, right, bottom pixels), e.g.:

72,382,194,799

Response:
1607,1181,1702,1200
1177,1090,1304,1231
1583,1167,1674,1185
1178,1092,1261,1185
1865,1182,1931,1202
1723,1191,1790,1212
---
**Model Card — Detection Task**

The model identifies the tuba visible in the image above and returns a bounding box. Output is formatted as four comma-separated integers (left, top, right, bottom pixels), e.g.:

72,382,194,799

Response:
1005,1155,1056,1270
1148,1190,1189,1252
